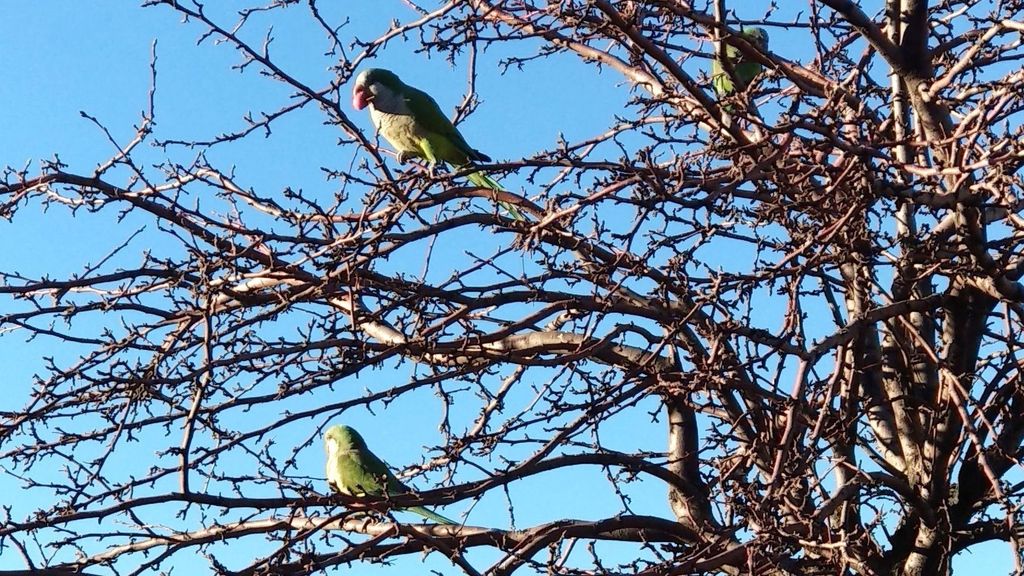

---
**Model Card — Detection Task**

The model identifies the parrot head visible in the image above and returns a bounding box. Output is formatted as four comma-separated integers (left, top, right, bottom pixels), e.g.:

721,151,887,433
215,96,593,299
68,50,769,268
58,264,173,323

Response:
352,68,406,111
324,424,368,456
740,27,769,51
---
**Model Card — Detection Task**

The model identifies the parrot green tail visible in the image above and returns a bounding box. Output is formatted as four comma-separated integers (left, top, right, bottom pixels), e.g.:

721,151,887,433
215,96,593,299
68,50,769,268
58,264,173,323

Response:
466,169,526,221
406,505,457,525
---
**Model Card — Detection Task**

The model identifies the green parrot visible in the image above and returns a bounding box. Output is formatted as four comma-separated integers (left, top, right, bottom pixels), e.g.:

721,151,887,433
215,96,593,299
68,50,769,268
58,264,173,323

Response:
711,27,770,105
352,68,524,220
323,424,456,525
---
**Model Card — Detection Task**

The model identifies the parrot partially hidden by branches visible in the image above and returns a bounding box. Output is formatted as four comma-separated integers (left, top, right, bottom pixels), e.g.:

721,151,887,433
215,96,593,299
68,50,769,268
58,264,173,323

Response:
323,424,456,525
711,27,770,108
352,68,524,220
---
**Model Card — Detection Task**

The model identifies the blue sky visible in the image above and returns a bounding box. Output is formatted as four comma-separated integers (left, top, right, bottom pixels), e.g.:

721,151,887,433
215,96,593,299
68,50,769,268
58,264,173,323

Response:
0,1,1015,574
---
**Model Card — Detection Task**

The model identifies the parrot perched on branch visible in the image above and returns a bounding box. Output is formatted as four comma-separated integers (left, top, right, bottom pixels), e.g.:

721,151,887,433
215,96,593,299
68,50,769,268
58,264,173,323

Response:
323,424,456,525
352,67,524,220
711,27,770,106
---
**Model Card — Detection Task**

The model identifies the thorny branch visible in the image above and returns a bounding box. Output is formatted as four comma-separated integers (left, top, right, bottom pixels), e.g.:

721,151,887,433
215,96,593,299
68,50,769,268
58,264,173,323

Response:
4,1,1024,575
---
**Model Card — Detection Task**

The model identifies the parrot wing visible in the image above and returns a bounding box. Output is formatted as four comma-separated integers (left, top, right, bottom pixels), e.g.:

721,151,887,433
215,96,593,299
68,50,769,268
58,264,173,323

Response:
403,86,491,163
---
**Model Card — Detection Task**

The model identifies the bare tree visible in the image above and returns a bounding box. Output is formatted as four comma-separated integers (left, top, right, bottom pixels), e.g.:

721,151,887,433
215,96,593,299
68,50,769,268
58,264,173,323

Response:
4,1,1024,574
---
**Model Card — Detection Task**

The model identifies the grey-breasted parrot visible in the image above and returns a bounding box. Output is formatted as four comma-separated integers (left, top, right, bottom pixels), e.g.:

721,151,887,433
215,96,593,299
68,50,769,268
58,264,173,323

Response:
711,28,769,104
351,67,524,220
323,424,456,525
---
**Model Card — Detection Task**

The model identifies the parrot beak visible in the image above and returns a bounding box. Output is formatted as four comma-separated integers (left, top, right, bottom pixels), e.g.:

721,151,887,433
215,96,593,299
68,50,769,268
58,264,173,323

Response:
352,84,372,110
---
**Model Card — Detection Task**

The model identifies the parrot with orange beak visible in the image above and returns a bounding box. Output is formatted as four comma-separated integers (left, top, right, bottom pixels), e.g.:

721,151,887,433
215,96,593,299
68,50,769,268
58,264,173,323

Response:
352,68,524,220
324,424,456,525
